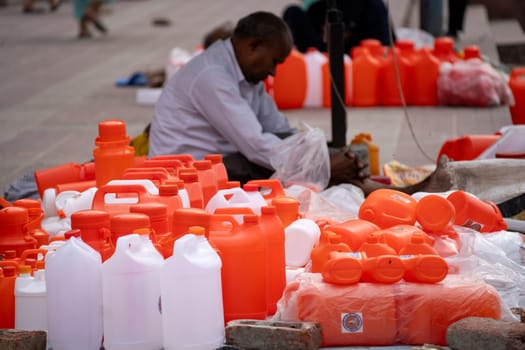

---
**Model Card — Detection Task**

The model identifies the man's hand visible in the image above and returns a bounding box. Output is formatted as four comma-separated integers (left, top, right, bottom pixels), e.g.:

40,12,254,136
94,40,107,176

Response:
328,148,369,187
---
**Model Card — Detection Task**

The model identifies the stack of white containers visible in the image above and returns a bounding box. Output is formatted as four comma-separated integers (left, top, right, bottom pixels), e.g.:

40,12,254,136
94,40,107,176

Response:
42,228,223,350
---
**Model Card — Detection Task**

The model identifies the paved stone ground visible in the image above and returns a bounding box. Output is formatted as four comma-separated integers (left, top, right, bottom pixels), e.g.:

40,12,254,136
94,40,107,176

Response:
0,0,514,195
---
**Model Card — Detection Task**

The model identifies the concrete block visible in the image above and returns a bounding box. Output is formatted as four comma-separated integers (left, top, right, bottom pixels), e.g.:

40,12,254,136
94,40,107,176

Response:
224,319,322,350
446,316,525,350
0,330,47,350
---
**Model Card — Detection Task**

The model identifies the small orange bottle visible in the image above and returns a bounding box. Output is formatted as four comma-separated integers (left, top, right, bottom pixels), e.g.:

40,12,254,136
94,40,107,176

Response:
271,196,300,228
0,264,17,328
352,48,381,107
273,49,307,109
351,133,380,176
416,194,456,233
379,47,413,106
447,191,507,233
322,251,363,285
93,120,135,187
398,233,448,283
412,48,440,106
324,219,380,251
357,233,405,284
310,231,352,273
358,189,418,229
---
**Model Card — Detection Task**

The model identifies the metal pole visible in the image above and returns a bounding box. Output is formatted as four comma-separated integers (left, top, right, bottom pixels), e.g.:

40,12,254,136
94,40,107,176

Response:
326,0,347,148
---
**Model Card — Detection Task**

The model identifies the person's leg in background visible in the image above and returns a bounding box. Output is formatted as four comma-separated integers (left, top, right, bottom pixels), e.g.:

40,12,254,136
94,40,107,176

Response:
447,0,467,38
282,4,325,52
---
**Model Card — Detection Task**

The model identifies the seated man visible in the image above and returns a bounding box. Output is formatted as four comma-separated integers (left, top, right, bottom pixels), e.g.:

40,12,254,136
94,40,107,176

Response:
149,11,450,196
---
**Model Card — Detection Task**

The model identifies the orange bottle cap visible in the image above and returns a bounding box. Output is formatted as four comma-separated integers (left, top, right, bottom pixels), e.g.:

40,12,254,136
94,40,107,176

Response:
64,229,81,239
193,160,212,170
18,265,31,274
159,184,179,196
95,120,130,143
130,203,168,221
2,265,16,277
204,154,223,164
243,183,259,192
71,210,110,230
111,213,150,235
0,206,28,226
188,226,206,236
4,250,17,259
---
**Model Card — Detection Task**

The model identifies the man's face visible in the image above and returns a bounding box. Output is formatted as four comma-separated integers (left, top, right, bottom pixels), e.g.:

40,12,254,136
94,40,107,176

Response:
241,33,292,84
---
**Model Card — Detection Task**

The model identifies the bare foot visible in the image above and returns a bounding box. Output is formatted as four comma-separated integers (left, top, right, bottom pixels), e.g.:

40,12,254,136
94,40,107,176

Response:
350,156,453,197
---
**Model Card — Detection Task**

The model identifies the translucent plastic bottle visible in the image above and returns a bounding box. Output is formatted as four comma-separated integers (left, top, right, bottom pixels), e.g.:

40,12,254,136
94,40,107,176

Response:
161,226,224,350
93,120,135,188
46,236,103,350
284,218,321,267
206,187,266,223
102,233,164,350
303,47,328,108
14,265,47,331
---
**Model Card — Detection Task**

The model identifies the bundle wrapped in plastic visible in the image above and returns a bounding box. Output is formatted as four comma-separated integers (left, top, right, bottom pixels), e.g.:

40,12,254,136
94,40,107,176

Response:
273,273,501,347
270,123,330,191
437,59,513,107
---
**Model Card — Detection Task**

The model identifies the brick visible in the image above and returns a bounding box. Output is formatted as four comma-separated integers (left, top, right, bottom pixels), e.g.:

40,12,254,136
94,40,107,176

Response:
0,329,47,350
225,320,322,350
446,317,525,350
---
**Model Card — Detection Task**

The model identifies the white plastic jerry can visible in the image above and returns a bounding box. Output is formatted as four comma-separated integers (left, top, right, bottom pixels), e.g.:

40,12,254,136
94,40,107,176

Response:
161,226,224,350
45,236,103,350
102,233,164,350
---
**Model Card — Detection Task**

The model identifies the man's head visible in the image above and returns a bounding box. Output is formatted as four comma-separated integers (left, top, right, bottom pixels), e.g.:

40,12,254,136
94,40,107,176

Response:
232,11,293,84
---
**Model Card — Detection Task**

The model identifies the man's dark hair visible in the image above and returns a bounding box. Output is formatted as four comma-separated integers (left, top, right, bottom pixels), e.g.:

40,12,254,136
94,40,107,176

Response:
233,11,290,43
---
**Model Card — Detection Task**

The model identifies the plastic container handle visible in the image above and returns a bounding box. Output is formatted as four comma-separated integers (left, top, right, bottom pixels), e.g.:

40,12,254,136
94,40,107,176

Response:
92,183,150,207
247,179,285,199
209,214,239,233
